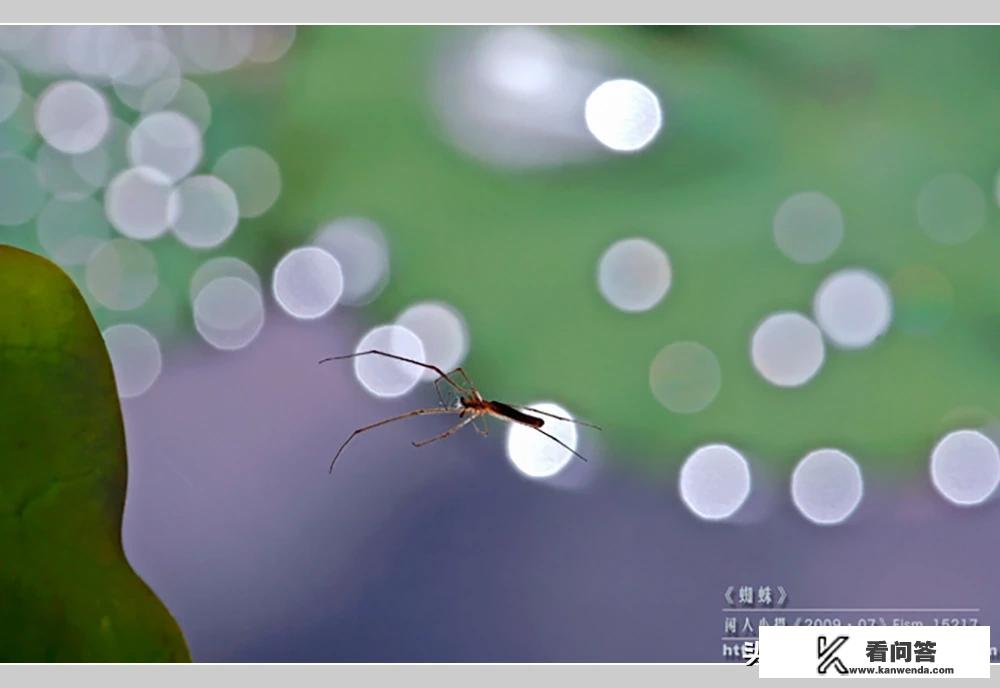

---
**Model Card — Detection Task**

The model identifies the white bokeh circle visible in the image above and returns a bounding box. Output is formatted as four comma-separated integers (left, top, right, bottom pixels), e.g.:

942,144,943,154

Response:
679,444,752,520
930,430,1000,507
813,269,893,349
791,449,864,525
352,325,427,398
272,246,344,319
751,312,825,388
506,401,579,479
584,79,662,153
597,237,672,313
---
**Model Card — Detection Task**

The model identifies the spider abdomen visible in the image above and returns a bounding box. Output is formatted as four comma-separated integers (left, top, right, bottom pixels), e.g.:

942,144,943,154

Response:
486,401,544,428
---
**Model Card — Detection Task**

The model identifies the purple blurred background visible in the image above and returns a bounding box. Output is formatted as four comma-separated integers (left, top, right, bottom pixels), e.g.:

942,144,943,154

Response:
121,308,1000,662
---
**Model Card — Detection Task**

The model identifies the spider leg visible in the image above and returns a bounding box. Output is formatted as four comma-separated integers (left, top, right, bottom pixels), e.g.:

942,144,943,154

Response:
516,406,602,430
472,414,489,437
450,367,478,395
434,376,464,409
529,426,589,463
412,415,476,448
329,406,460,473
320,350,465,393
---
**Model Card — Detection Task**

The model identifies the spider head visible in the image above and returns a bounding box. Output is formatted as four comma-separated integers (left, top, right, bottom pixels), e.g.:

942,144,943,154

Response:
459,395,482,410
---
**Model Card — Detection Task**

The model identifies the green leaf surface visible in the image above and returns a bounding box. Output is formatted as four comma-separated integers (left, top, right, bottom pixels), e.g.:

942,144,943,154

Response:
0,245,188,662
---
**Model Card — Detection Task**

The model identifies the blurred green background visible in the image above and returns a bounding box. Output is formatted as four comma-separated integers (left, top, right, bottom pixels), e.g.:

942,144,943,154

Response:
4,26,1000,477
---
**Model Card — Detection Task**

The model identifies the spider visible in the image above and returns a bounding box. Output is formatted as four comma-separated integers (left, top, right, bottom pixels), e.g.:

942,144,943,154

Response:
319,350,600,472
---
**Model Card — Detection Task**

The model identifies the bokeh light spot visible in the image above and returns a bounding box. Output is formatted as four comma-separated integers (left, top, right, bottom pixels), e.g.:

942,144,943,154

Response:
813,268,893,349
193,275,265,351
212,146,281,218
597,237,671,313
102,323,162,398
679,444,751,520
312,217,389,306
35,80,109,154
140,79,212,132
930,429,1000,506
180,26,254,73
111,39,182,111
506,401,578,479
85,238,158,311
168,174,239,248
916,173,985,245
353,325,426,398
477,27,562,96
772,191,843,264
272,246,344,319
127,110,202,182
751,312,825,387
649,341,722,414
433,27,602,169
105,166,175,240
791,449,864,525
584,78,662,152
248,26,297,64
396,301,470,382
190,256,261,303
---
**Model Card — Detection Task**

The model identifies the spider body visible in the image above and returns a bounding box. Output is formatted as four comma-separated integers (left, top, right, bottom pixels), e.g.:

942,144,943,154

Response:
478,400,545,428
319,349,597,473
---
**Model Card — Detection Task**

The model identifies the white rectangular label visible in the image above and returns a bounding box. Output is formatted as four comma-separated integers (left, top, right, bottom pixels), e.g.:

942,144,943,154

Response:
758,625,990,678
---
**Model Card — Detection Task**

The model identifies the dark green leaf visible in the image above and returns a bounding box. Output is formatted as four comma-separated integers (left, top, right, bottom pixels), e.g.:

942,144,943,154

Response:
0,245,188,662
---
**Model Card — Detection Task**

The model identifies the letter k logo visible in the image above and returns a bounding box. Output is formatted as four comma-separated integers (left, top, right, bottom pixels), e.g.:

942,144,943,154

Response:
817,635,849,675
